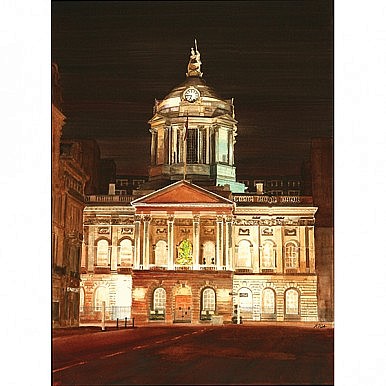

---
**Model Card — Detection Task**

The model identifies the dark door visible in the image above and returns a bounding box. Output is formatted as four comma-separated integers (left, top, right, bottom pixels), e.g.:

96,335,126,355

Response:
174,295,192,323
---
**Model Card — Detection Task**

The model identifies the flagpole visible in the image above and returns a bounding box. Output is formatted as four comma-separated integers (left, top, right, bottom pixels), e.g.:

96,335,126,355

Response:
183,112,188,180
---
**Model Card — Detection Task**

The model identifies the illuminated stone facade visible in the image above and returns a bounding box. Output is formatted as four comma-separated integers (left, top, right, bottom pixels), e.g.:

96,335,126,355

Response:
80,45,320,324
144,41,245,193
80,203,134,321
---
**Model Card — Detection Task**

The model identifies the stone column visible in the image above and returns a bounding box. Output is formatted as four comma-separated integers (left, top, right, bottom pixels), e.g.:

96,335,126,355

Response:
215,128,219,163
276,224,283,273
142,215,151,270
133,215,141,269
299,226,307,272
81,224,87,269
87,225,95,272
225,216,233,270
308,226,316,273
179,129,183,163
206,126,210,164
216,215,223,268
252,224,260,273
257,223,261,273
150,132,156,165
167,216,174,270
110,224,118,271
193,215,200,269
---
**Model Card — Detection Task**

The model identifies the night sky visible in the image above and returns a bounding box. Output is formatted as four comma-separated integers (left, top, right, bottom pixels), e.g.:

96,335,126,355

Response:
52,0,333,178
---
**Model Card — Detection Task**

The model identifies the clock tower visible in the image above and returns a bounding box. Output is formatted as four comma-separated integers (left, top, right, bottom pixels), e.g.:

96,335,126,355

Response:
147,41,245,193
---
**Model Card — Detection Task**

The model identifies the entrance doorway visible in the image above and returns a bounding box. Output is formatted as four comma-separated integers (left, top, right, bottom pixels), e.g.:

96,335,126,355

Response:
174,294,192,323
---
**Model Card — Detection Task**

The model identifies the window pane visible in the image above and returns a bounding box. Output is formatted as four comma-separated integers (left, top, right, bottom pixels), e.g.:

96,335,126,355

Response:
202,288,215,311
155,240,168,266
120,239,133,266
286,289,299,314
202,241,215,265
262,289,275,314
237,240,251,267
218,129,229,163
262,242,274,268
97,240,109,266
154,288,166,310
52,302,59,321
187,129,198,164
285,243,298,268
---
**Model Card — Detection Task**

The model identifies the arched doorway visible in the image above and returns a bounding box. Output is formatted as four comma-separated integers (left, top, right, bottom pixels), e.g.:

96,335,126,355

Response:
238,287,253,320
174,285,192,323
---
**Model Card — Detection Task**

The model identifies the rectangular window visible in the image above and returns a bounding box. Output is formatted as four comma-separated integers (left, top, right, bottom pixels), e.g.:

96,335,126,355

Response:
116,179,128,186
187,129,198,163
238,179,249,187
132,179,145,189
218,129,229,163
52,302,60,321
201,129,207,163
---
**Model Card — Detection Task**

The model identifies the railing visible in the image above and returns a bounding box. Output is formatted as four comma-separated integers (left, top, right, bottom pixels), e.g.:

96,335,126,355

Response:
85,195,135,203
149,308,166,321
174,265,193,271
235,267,253,273
135,264,227,271
149,264,168,270
80,306,131,321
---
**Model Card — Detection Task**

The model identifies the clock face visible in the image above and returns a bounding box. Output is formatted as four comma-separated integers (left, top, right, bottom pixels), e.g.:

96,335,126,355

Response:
183,87,200,103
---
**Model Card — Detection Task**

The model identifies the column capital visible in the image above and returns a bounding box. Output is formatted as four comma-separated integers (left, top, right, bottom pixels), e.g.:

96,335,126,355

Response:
225,215,234,223
193,214,200,223
134,215,142,222
143,214,151,222
167,215,174,222
216,215,224,223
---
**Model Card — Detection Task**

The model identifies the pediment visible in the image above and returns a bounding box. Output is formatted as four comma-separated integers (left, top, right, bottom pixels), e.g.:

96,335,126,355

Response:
131,180,233,206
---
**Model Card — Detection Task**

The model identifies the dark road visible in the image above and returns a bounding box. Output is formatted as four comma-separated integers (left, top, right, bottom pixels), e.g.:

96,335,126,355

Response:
53,324,333,385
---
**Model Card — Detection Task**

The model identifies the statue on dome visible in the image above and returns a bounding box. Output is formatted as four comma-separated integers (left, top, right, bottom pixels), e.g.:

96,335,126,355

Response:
186,39,203,77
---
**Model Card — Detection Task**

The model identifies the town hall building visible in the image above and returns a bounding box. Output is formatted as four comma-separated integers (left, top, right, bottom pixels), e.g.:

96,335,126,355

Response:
80,42,319,324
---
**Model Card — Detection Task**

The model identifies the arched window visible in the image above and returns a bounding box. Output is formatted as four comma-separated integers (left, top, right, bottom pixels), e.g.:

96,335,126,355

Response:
285,288,300,315
201,288,216,313
96,239,109,266
262,241,275,268
238,287,253,319
155,240,168,266
237,240,252,267
153,288,166,311
119,239,133,266
94,286,109,311
285,242,299,268
202,241,215,265
262,288,276,314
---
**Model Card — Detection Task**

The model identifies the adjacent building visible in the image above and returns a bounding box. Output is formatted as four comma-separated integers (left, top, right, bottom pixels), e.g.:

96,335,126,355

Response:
52,64,89,327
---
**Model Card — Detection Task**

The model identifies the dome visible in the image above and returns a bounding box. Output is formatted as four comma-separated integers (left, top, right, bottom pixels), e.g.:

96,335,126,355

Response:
164,76,222,100
152,41,234,118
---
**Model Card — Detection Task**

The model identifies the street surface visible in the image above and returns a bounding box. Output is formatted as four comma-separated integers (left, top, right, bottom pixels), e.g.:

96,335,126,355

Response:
53,324,333,385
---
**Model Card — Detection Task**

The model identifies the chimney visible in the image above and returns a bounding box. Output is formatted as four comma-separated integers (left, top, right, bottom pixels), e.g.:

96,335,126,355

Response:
108,183,115,195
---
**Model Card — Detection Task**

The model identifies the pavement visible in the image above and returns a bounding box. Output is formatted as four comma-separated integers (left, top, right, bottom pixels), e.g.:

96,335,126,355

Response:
53,323,334,385
52,320,334,338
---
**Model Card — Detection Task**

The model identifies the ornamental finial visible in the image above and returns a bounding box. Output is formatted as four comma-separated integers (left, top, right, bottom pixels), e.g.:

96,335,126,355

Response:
186,39,203,78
